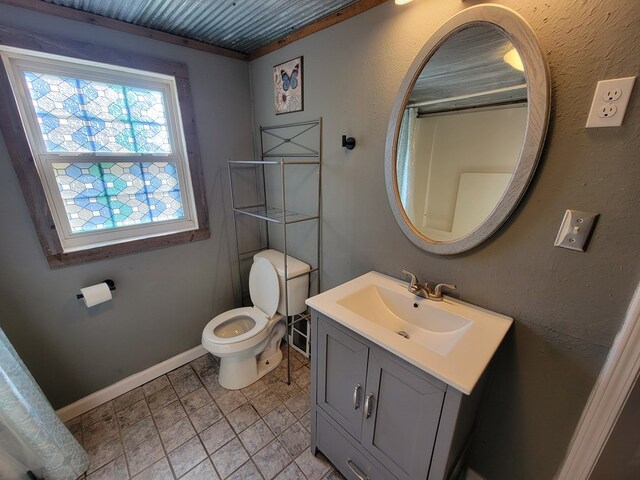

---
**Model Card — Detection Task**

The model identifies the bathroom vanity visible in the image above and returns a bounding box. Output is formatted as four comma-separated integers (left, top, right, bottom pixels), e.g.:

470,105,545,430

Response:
306,271,513,480
311,312,483,480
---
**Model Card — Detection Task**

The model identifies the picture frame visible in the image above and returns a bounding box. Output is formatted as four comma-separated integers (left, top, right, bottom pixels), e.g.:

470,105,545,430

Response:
273,56,303,115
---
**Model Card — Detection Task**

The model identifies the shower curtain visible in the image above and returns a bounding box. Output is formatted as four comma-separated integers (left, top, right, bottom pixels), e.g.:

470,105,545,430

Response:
397,107,418,214
0,327,88,480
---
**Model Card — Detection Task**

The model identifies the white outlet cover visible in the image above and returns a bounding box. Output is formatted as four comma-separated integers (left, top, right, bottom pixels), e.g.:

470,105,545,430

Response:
586,77,636,128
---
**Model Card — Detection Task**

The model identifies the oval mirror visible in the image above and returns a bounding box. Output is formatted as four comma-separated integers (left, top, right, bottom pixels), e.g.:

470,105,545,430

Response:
385,5,550,255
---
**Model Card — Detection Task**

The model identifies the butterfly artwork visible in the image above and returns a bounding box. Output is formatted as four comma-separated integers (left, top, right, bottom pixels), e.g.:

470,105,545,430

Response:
274,57,303,114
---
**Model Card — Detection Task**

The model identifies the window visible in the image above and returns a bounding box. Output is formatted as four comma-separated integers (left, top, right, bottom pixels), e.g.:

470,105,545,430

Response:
0,46,205,257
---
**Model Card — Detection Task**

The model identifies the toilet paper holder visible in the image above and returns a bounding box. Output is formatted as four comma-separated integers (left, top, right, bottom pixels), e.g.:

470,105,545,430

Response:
77,279,116,300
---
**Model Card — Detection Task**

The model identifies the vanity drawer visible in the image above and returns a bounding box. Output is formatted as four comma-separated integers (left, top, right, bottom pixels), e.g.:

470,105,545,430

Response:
317,411,396,480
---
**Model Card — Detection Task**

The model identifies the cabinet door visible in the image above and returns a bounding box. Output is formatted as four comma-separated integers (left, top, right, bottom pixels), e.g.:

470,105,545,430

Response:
316,317,369,442
361,348,445,480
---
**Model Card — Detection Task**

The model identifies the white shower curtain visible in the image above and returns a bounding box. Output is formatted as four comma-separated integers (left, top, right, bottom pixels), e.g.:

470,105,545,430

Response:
397,107,418,214
0,327,88,480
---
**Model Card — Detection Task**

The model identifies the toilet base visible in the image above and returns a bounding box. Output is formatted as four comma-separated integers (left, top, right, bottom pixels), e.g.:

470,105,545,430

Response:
218,347,283,390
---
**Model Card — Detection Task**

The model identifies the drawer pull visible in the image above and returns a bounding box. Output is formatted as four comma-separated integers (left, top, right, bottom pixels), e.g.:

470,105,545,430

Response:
353,384,362,409
364,393,374,419
346,458,369,480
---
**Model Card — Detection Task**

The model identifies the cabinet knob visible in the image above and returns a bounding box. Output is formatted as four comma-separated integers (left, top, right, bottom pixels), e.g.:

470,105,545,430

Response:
364,393,374,419
353,384,362,409
346,458,369,480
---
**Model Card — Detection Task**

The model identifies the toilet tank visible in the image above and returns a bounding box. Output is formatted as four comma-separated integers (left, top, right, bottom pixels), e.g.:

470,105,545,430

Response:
254,249,310,316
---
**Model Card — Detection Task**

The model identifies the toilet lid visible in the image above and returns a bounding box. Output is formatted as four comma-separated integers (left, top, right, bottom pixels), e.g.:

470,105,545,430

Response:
249,257,279,318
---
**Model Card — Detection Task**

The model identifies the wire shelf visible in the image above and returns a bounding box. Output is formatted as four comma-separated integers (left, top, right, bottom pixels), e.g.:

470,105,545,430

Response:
233,205,318,225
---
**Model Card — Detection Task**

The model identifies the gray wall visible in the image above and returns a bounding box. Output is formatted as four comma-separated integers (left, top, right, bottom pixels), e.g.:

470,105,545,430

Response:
249,1,640,479
0,4,253,408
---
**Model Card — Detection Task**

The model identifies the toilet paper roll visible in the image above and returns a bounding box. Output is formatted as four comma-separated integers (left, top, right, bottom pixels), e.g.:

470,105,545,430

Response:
80,282,112,308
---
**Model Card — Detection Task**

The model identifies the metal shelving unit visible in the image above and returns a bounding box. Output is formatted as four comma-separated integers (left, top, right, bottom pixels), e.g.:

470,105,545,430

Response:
228,119,322,384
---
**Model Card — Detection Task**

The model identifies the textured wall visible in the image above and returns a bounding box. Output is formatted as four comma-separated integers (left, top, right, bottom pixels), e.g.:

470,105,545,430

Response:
0,4,253,408
249,0,640,478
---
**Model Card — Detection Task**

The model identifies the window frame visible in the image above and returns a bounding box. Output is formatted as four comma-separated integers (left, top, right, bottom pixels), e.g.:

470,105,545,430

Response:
0,25,210,267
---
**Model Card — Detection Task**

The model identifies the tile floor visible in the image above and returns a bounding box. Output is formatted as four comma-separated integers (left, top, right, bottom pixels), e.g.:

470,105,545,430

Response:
66,347,345,480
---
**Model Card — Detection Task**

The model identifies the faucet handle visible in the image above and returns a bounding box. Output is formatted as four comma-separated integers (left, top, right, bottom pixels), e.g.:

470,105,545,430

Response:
432,283,456,299
401,269,419,287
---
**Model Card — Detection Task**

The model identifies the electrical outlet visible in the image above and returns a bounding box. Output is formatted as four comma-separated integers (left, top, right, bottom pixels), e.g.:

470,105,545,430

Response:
598,105,617,118
554,210,599,252
602,88,622,102
585,76,636,128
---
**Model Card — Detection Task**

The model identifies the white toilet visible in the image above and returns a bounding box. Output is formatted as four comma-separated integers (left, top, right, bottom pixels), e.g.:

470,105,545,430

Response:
202,249,310,390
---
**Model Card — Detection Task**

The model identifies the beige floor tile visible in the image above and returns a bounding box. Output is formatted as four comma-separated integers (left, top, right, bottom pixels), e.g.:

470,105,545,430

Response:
181,387,212,414
82,402,115,429
199,418,235,455
113,387,145,412
210,437,249,478
83,416,119,449
227,403,260,433
189,402,221,433
239,419,275,455
250,389,281,417
253,440,292,480
121,416,157,451
180,458,219,480
131,457,174,480
295,449,331,480
167,436,207,478
153,400,187,431
126,435,165,476
159,416,196,452
86,455,128,480
142,375,171,397
86,434,124,474
116,399,151,430
147,385,179,413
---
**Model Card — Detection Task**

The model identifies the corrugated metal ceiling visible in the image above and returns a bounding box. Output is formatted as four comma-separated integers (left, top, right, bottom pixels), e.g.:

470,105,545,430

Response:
41,0,360,54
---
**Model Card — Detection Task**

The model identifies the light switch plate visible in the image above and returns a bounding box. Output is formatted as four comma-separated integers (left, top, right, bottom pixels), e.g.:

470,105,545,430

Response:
554,210,599,252
586,77,636,128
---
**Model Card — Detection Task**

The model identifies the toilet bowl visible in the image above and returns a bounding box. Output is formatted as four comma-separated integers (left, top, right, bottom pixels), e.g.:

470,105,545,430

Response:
202,249,310,390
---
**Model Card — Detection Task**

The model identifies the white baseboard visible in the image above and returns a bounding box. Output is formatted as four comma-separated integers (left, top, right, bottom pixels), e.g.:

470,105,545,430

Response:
464,468,486,480
56,345,208,422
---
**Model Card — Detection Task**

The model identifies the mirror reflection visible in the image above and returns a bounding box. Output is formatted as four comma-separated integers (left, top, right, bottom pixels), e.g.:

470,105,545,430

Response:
397,25,528,242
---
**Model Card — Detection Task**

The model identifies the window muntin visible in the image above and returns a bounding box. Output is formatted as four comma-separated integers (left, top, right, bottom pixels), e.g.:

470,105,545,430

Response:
1,47,198,252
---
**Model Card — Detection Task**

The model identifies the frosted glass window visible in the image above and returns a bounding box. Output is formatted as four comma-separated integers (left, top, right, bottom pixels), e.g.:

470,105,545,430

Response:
52,162,184,233
23,72,172,153
1,46,199,253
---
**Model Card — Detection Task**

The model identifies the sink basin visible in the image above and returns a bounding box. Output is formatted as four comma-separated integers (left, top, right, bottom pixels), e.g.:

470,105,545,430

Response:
306,271,512,394
337,284,472,356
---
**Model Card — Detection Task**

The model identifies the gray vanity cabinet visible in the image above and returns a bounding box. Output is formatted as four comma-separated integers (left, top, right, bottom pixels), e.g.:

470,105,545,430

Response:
361,349,445,480
316,317,369,441
312,311,483,480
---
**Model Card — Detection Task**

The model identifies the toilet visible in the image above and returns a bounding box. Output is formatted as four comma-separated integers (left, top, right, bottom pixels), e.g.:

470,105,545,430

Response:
202,249,310,390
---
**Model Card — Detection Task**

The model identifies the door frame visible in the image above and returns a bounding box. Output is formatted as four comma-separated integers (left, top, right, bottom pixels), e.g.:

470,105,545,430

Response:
555,281,640,479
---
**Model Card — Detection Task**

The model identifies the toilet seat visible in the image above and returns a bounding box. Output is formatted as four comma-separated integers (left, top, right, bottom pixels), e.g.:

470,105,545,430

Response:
202,307,283,355
205,307,268,345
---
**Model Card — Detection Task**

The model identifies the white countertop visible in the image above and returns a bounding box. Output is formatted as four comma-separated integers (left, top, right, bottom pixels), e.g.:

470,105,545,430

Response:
306,271,513,394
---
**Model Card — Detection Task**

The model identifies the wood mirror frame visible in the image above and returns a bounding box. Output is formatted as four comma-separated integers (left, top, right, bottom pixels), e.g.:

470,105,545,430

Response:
384,4,550,255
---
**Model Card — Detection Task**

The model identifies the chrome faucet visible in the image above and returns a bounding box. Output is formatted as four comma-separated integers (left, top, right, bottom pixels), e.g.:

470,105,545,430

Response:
401,269,456,301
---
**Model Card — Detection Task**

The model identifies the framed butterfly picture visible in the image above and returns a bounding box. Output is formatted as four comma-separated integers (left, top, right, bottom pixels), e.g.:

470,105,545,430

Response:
273,57,303,115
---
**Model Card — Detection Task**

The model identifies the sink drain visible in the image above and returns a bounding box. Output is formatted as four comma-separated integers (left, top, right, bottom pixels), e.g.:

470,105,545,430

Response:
396,330,410,339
